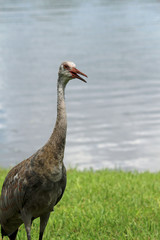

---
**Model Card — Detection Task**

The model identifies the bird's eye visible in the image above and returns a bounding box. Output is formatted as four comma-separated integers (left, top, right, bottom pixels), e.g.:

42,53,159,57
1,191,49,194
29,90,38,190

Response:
64,64,69,70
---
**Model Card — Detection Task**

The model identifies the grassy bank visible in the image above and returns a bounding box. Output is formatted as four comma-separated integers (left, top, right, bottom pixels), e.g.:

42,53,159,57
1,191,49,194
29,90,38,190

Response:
0,168,160,239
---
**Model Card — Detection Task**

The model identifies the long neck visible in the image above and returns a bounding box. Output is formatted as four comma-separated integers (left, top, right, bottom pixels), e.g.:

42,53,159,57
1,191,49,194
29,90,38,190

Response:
49,77,67,161
56,79,67,125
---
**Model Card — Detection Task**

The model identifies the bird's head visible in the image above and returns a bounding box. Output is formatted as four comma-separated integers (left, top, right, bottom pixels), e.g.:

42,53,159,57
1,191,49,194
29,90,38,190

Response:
58,61,88,85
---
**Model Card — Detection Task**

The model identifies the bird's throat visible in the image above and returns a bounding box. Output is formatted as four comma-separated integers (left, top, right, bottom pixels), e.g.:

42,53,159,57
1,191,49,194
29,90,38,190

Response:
57,80,67,125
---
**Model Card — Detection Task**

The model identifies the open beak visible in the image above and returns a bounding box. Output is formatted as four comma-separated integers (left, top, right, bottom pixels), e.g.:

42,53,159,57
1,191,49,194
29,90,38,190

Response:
70,67,88,83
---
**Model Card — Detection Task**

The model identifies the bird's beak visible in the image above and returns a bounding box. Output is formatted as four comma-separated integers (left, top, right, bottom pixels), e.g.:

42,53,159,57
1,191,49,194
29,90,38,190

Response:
70,67,88,83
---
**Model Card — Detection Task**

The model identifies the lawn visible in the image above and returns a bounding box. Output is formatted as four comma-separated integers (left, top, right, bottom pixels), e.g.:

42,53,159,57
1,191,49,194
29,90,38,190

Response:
0,168,160,239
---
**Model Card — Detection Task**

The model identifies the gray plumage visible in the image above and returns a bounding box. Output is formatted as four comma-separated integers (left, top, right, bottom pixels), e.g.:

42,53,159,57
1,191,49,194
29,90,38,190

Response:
0,61,87,240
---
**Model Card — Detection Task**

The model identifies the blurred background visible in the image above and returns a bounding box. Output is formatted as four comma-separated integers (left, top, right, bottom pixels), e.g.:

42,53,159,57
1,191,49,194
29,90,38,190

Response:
0,0,160,171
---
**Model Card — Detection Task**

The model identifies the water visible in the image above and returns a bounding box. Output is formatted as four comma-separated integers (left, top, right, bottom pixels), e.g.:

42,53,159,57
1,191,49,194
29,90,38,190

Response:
0,0,160,171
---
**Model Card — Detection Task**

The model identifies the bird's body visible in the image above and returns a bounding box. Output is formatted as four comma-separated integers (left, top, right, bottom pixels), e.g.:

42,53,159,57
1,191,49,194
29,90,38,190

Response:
0,61,87,240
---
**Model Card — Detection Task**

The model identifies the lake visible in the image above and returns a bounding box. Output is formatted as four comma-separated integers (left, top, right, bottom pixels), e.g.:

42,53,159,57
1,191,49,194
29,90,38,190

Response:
0,0,160,171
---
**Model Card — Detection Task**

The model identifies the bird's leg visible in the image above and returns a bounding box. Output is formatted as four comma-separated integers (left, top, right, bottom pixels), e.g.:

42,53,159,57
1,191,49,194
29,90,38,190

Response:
24,219,32,240
21,210,32,240
39,212,50,240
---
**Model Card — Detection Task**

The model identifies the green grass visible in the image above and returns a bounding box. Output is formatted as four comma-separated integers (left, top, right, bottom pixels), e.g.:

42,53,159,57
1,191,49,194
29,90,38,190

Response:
1,168,160,239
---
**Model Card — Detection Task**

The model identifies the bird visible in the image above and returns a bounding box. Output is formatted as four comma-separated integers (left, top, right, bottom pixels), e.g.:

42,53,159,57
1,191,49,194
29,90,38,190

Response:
0,61,87,240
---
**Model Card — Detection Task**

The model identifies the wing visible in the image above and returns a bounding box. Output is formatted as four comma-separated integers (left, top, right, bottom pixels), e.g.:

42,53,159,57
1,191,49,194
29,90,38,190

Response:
0,158,30,225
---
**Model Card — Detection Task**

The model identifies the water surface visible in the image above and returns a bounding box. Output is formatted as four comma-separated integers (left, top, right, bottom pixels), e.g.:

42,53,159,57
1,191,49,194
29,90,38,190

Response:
0,0,160,171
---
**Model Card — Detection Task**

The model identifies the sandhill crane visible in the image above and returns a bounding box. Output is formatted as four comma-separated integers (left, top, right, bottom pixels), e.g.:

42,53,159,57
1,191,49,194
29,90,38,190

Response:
0,61,87,240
